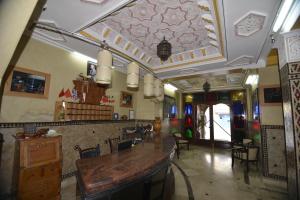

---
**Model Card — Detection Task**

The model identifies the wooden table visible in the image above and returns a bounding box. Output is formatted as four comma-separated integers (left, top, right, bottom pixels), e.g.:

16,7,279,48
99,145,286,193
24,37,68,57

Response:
76,135,176,200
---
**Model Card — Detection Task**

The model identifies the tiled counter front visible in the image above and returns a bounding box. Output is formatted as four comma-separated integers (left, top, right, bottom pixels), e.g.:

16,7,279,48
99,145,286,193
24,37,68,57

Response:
0,120,154,196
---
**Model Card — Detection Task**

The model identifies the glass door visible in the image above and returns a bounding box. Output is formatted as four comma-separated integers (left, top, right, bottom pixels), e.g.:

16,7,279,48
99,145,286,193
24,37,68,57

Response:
212,103,231,142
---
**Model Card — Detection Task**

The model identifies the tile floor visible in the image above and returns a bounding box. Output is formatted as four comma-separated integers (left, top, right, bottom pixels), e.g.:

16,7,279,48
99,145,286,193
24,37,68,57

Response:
61,145,288,200
172,145,288,200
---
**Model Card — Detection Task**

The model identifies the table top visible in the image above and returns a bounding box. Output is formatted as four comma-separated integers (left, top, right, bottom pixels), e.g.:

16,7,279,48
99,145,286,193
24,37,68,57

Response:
76,135,176,195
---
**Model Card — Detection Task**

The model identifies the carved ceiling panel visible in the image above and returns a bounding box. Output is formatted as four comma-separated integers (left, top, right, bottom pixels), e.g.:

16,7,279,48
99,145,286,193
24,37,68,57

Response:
234,12,266,37
84,0,222,66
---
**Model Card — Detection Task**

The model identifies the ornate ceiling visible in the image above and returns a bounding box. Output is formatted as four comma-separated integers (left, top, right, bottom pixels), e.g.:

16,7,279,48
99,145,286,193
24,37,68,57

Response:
32,0,282,91
82,0,222,67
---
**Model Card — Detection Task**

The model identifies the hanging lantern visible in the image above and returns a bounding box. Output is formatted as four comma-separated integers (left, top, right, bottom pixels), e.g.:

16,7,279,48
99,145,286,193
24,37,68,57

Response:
127,62,139,88
96,49,112,84
203,81,210,93
157,37,172,61
154,79,162,97
144,73,154,97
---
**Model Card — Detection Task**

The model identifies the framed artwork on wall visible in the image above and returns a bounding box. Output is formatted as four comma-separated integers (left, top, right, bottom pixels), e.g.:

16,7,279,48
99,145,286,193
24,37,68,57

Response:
120,91,133,108
259,85,282,106
87,61,97,81
4,66,50,99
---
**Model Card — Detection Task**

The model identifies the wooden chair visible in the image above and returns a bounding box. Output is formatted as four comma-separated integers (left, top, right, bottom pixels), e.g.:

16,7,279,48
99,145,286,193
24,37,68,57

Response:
173,132,190,159
108,136,121,154
74,144,100,159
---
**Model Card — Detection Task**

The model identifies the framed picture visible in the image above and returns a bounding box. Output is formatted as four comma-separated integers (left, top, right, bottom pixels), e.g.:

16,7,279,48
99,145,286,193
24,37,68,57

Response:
4,67,50,99
259,85,282,106
120,91,133,108
113,113,119,120
87,61,97,81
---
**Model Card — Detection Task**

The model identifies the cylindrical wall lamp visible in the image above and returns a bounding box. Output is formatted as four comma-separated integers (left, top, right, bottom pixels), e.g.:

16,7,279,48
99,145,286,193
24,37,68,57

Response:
127,62,139,88
144,73,154,97
96,50,112,84
154,79,162,97
156,84,164,101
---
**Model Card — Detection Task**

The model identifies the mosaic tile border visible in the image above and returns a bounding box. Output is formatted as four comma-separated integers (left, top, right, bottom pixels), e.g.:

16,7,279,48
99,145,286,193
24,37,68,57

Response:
0,119,153,129
261,125,287,181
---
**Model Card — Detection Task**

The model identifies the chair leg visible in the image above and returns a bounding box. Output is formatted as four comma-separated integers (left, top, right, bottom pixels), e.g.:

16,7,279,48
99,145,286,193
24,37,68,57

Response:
246,160,249,172
176,146,180,159
187,143,190,151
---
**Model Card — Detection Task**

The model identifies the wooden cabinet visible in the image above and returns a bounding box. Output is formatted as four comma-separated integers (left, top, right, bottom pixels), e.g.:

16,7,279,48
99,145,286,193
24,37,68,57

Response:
14,136,62,200
54,101,113,121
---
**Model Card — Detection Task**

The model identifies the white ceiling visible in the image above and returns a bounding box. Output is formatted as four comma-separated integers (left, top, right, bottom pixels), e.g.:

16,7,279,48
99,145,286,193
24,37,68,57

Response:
31,0,282,91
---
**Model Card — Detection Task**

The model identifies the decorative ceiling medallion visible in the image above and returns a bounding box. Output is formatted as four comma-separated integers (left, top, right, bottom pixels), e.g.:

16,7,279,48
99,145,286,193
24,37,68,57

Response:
226,55,253,66
234,12,266,37
34,20,66,42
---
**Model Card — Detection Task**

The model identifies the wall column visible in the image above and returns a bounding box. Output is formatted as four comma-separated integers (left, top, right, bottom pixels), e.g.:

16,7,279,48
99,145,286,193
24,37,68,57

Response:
277,28,300,200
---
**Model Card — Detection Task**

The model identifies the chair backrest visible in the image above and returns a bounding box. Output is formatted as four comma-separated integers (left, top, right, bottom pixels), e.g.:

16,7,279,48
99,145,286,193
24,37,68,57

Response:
118,140,132,151
243,139,252,145
173,133,182,138
74,144,100,159
247,146,259,161
108,136,121,154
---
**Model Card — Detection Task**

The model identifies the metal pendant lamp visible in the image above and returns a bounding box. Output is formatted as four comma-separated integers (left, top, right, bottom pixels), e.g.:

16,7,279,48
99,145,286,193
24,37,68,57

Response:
157,36,172,61
203,80,210,93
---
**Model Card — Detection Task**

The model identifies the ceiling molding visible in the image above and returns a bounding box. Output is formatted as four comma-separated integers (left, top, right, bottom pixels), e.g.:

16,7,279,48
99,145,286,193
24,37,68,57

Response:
226,55,253,67
34,20,66,42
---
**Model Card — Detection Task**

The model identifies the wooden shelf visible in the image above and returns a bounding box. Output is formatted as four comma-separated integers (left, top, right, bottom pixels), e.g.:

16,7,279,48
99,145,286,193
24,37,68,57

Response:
54,101,113,121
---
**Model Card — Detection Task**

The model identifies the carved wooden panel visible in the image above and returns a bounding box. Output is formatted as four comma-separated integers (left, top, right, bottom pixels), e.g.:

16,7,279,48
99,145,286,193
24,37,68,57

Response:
73,80,107,104
20,136,61,168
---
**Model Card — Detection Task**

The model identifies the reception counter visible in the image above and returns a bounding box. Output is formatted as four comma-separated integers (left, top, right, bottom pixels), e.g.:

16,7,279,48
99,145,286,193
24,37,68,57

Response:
76,135,176,200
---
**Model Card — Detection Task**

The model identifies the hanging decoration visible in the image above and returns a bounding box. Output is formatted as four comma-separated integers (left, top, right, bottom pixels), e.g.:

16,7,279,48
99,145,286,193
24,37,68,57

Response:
144,73,154,97
127,62,139,88
96,49,112,84
64,89,72,99
58,88,65,98
157,37,172,61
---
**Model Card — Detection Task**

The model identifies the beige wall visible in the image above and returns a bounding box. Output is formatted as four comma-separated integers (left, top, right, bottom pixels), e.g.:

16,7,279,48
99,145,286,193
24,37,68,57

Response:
0,38,158,122
258,65,283,125
0,0,39,83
